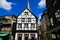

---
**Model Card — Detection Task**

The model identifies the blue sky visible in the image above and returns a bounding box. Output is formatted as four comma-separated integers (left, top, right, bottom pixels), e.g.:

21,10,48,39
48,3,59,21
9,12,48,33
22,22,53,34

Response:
0,0,46,20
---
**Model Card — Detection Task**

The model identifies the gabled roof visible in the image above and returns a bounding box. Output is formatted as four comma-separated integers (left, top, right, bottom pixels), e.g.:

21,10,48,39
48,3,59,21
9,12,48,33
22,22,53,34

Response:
17,2,38,20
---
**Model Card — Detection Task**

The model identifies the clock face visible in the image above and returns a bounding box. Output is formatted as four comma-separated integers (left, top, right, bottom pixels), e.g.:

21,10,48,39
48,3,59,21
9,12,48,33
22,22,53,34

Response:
55,10,60,21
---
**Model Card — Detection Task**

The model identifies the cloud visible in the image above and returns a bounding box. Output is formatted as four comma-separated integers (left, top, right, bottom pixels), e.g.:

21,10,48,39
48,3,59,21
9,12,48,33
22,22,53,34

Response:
0,0,15,11
38,13,42,20
38,0,46,8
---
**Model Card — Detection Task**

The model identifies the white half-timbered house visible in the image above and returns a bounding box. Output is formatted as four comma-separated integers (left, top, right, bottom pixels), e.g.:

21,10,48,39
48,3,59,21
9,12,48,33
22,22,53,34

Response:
15,1,38,40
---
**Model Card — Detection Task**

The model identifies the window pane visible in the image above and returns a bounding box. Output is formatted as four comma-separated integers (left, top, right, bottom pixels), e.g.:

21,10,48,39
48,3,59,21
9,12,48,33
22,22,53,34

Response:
18,34,22,40
45,15,48,21
28,18,31,22
24,34,29,37
24,23,28,28
50,18,53,26
31,34,35,37
18,19,21,22
18,23,22,28
24,34,29,40
55,10,60,22
24,12,28,15
31,34,35,40
31,23,35,28
25,18,31,22
21,18,25,22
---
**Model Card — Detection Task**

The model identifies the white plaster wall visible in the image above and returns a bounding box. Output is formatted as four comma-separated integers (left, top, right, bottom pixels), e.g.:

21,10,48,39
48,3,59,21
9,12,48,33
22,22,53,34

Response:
16,23,36,30
16,8,37,30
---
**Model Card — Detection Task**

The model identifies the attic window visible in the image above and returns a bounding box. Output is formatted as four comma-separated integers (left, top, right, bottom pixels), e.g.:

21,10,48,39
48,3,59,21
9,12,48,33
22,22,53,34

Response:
24,12,28,15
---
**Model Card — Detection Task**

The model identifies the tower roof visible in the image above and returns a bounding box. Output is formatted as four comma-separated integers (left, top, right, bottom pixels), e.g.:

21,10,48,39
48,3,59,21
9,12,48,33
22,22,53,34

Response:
27,0,30,10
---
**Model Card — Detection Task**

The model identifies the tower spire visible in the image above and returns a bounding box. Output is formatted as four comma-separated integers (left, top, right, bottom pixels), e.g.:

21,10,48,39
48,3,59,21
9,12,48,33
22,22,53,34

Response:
27,0,30,10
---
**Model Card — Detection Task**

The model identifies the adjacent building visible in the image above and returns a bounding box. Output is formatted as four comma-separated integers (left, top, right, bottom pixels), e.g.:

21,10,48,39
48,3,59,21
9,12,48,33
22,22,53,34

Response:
40,10,49,40
37,20,41,40
46,0,60,40
0,17,5,31
0,15,16,32
40,0,60,40
0,15,16,40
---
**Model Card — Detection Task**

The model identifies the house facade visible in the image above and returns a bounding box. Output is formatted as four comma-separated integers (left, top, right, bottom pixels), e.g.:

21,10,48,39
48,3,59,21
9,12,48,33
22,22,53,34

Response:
40,10,49,40
46,0,60,40
40,0,60,40
15,1,38,40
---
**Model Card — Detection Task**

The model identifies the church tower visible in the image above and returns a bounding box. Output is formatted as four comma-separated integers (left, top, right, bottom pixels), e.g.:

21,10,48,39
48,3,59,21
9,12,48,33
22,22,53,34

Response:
14,0,38,40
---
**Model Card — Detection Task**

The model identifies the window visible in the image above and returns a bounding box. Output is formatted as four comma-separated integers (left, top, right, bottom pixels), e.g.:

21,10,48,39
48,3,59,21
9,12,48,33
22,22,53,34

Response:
24,34,29,40
31,23,35,28
28,18,31,22
53,0,56,6
31,34,35,40
18,19,21,22
18,23,22,28
45,15,48,21
31,34,35,37
24,12,28,15
25,18,31,22
24,23,28,28
52,34,56,39
18,34,22,40
24,34,29,37
55,10,60,22
50,18,54,26
21,18,25,22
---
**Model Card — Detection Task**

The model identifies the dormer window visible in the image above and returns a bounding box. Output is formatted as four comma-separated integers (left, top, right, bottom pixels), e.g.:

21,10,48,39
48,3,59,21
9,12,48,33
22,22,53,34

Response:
24,12,28,15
